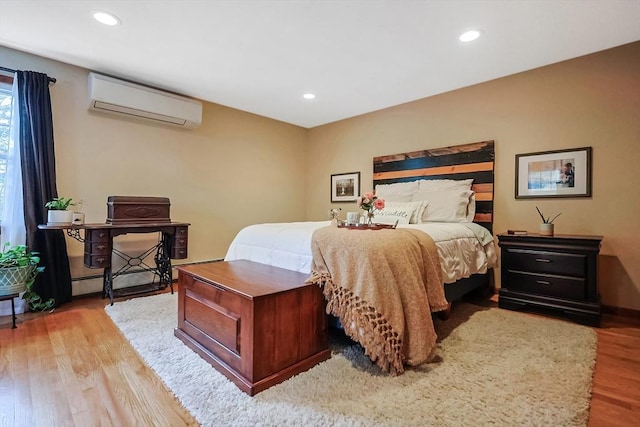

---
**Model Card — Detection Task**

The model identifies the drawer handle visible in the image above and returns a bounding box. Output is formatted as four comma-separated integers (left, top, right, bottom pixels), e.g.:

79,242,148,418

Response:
535,258,551,263
536,280,551,285
195,277,225,292
97,244,106,250
96,258,105,263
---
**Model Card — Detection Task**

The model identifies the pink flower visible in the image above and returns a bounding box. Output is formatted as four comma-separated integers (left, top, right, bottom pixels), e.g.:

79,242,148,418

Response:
374,198,385,210
364,192,375,200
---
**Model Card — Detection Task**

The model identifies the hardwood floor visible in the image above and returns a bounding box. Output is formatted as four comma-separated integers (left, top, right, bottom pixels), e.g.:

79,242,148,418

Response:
0,288,197,427
589,314,640,426
1,289,638,426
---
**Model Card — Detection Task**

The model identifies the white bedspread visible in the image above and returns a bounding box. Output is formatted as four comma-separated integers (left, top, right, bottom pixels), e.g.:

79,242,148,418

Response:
224,221,497,283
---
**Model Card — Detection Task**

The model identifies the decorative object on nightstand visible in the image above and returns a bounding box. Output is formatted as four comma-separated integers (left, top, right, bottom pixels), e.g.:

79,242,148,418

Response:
507,229,528,235
497,233,602,326
536,206,561,236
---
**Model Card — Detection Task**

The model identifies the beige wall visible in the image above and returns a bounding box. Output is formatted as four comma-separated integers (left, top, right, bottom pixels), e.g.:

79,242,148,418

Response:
1,46,308,289
307,42,640,311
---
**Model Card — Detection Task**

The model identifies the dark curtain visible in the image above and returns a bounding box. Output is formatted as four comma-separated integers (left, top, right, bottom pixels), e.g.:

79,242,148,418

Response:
18,71,72,306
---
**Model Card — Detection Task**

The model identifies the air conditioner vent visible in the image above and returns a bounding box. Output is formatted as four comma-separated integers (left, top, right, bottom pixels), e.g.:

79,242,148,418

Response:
88,73,202,128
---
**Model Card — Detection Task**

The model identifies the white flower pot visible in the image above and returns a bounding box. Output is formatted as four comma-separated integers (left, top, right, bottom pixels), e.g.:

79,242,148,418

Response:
47,210,73,225
539,223,554,236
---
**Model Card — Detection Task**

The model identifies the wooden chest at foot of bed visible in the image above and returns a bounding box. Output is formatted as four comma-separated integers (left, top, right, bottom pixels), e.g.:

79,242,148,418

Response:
174,260,331,396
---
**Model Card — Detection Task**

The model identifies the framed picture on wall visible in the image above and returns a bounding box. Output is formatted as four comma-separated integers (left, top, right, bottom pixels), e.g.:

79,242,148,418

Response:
331,172,360,202
515,147,592,198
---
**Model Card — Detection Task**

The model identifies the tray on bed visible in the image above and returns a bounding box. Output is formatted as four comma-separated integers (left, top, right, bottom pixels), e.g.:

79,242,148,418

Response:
337,223,397,230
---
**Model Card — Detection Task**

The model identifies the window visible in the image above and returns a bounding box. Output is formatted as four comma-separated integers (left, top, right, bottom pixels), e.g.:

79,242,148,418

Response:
0,83,12,220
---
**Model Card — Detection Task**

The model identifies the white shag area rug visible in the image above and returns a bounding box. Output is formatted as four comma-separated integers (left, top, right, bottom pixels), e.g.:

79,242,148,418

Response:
105,292,597,427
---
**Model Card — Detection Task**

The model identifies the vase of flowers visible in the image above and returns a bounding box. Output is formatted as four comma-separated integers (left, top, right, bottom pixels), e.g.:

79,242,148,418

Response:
357,192,385,225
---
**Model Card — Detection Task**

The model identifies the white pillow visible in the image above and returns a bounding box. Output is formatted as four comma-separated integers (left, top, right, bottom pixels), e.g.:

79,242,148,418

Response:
417,178,473,192
374,181,419,202
379,201,426,224
372,206,413,225
412,189,474,223
466,193,476,222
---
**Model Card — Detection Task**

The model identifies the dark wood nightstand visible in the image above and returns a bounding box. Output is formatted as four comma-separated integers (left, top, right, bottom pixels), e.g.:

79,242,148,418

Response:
497,233,603,326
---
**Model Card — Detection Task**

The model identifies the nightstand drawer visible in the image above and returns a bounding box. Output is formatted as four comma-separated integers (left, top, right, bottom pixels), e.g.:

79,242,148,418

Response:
506,271,586,300
506,249,587,277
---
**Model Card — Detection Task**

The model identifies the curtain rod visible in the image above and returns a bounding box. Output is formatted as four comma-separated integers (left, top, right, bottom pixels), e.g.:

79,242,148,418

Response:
0,66,57,84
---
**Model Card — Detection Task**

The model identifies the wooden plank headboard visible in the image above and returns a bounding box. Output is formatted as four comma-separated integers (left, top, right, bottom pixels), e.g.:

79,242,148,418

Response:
373,140,495,232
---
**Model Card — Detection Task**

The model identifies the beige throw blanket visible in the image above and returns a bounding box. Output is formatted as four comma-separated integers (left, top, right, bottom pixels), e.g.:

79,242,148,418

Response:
307,227,449,375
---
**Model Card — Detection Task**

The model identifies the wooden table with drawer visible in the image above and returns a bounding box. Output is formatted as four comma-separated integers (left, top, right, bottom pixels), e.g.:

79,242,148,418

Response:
497,233,603,326
174,260,331,396
39,221,190,304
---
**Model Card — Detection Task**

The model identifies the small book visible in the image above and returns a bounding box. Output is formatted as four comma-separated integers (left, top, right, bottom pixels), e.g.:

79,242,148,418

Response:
507,229,528,235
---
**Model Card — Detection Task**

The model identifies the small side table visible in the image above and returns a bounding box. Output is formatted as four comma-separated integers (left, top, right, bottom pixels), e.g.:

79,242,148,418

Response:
0,293,20,329
497,233,603,326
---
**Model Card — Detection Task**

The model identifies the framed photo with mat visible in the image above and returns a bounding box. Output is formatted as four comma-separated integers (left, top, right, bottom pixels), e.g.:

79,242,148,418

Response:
331,172,360,202
515,147,592,199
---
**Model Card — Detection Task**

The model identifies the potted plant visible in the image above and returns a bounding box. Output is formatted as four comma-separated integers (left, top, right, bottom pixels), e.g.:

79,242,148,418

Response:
536,207,561,236
45,197,75,225
0,243,53,311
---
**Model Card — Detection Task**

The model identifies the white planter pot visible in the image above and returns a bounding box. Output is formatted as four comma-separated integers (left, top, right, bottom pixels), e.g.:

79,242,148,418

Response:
47,210,73,225
539,223,554,236
0,264,35,296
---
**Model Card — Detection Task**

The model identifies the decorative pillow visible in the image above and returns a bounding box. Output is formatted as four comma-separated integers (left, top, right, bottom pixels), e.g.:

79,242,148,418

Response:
374,181,419,202
412,189,474,222
378,201,426,224
417,178,473,192
372,203,420,225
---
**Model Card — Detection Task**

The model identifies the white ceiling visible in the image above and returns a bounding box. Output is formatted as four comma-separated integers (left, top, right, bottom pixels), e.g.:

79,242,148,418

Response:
1,0,639,128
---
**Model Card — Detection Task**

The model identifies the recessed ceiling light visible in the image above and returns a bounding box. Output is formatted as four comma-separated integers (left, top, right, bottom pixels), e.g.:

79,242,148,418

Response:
459,30,481,42
92,11,121,26
302,93,316,100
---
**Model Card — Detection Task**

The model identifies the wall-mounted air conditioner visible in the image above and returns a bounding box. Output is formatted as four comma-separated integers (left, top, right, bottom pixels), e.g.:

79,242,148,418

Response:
88,72,202,129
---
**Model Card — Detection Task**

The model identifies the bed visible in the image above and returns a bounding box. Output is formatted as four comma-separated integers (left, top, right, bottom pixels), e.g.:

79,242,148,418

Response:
224,221,496,288
225,141,497,374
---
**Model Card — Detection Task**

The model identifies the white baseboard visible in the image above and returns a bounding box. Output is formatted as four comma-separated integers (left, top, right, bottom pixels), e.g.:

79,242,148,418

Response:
71,259,223,296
